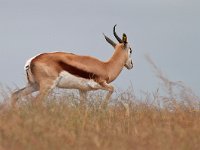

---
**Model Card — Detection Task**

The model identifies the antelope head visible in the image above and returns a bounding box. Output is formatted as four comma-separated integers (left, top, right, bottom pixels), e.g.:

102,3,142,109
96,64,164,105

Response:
104,25,133,70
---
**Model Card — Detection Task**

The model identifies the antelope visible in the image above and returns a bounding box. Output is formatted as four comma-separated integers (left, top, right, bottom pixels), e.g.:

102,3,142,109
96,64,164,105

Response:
11,25,133,107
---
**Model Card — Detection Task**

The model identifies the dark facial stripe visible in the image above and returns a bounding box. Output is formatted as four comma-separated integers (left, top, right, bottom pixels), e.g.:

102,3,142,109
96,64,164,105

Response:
58,61,98,80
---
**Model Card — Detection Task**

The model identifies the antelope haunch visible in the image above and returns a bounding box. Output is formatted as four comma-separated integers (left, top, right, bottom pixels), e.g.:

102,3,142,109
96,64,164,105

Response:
11,25,133,107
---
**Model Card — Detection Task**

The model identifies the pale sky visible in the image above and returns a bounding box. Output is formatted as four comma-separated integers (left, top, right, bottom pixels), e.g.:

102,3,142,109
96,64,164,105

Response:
0,0,200,95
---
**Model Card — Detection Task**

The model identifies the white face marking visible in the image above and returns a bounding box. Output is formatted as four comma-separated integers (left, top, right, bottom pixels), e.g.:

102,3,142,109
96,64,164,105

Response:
124,44,133,70
56,71,101,91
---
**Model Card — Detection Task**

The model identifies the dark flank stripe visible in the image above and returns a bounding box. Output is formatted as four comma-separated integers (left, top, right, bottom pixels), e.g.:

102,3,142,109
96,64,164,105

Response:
58,61,98,80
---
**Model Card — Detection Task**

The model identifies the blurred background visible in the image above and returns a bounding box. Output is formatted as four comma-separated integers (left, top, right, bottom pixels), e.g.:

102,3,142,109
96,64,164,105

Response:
0,0,199,95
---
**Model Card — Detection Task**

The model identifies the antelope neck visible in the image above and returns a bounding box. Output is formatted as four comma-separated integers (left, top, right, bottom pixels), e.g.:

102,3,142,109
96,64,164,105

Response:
105,49,126,83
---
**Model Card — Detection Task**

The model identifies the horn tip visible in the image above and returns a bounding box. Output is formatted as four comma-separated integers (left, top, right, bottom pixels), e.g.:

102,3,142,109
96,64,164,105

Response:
102,33,107,39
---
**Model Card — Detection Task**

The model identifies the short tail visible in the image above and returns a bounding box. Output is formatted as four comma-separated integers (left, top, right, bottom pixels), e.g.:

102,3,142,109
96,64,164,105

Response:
24,62,35,84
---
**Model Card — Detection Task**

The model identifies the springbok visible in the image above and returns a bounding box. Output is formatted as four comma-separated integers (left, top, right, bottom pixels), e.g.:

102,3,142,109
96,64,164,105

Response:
11,25,133,107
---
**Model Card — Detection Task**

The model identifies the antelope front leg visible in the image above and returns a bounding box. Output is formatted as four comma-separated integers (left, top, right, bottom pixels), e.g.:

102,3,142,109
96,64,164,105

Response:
100,82,114,108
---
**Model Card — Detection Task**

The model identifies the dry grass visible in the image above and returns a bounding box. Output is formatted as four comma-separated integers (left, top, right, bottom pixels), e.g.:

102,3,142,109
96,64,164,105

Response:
0,88,200,150
0,57,200,150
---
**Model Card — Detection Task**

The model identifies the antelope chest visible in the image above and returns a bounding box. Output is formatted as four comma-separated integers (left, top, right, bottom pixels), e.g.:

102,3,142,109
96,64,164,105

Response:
56,71,100,91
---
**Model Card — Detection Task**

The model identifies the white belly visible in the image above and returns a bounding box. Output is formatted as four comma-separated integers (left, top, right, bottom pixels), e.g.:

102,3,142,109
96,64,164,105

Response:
56,71,101,91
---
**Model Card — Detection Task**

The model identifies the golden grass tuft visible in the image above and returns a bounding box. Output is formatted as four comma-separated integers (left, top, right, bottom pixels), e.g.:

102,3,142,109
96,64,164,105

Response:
0,89,200,150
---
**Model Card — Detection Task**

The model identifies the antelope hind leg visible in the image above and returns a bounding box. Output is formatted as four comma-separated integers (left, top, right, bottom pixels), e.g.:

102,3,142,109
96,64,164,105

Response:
11,84,38,107
34,80,56,105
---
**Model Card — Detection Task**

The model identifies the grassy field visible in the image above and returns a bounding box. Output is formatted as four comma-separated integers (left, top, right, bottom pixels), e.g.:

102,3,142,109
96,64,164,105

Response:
0,87,200,150
0,58,200,150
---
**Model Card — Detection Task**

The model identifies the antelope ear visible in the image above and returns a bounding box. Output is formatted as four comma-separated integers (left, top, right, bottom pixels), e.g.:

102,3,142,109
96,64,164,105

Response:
122,33,127,44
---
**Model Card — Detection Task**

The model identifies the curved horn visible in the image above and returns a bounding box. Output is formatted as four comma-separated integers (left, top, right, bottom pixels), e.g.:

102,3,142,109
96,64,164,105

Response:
103,33,116,47
113,24,122,43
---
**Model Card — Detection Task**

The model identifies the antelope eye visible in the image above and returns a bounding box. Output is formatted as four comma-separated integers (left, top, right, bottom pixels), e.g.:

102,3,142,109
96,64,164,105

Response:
130,48,132,53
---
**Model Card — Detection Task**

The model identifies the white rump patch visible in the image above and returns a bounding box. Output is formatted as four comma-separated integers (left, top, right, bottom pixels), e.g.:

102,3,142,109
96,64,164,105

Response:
56,71,101,91
24,52,59,71
24,54,41,83
24,54,40,71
